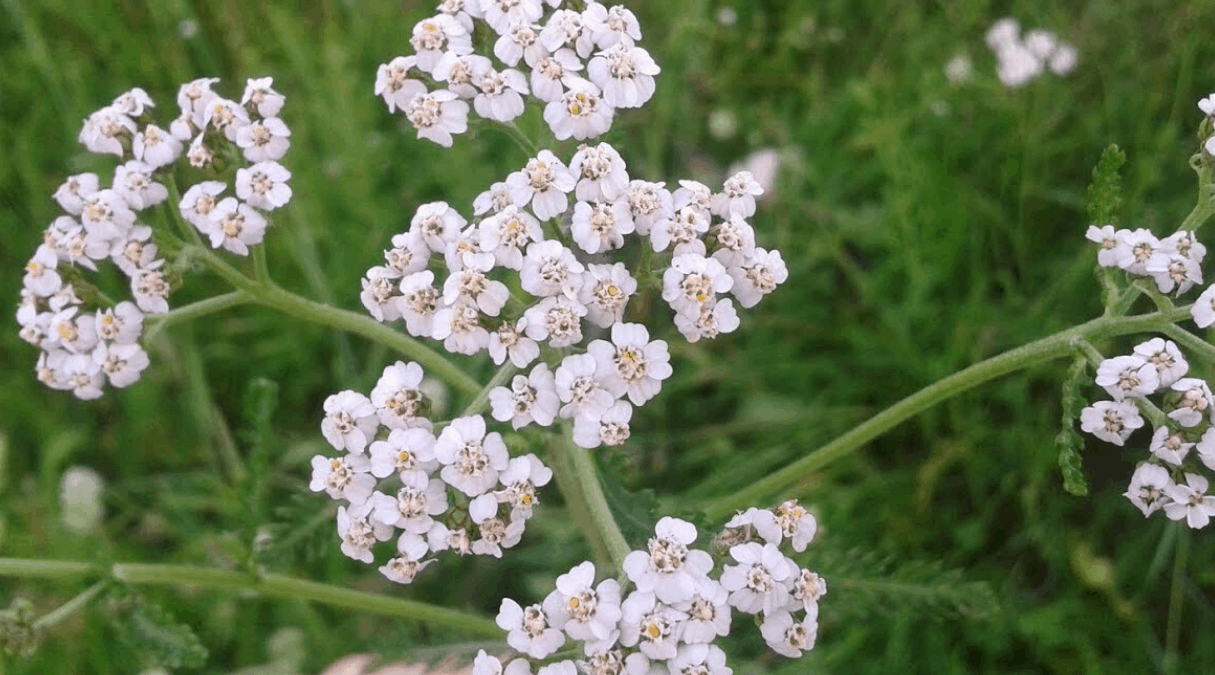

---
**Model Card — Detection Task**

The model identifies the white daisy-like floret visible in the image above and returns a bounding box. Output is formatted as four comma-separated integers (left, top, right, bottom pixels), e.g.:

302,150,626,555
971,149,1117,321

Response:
719,542,795,616
309,452,375,504
411,201,467,255
572,200,635,254
170,111,198,142
379,533,435,585
618,590,686,661
111,87,154,117
759,610,817,658
375,56,427,113
396,270,442,338
727,247,787,308
482,0,544,34
995,43,1042,89
361,266,402,322
1131,338,1188,388
207,197,268,256
24,246,62,298
79,106,136,157
587,322,672,405
434,415,510,497
623,517,713,605
579,263,637,329
384,230,431,277
587,42,659,109
673,180,714,217
1085,225,1121,267
570,143,630,203
48,308,97,354
177,77,220,120
80,189,136,242
405,89,470,147
130,262,171,314
94,301,144,344
547,561,624,643
62,353,105,400
554,353,615,421
1094,354,1159,401
774,499,818,552
235,117,292,162
410,14,474,73
475,181,516,218
507,150,577,221
651,206,709,256
109,226,158,278
370,360,431,430
674,298,740,343
489,317,541,368
92,342,150,388
530,48,584,103
626,180,674,237
1149,426,1193,466
113,161,168,210
432,298,491,355
495,20,545,68
1078,399,1144,445
496,453,553,519
497,598,567,659
673,577,731,644
1163,473,1215,529
1200,94,1215,117
370,471,449,533
718,507,782,548
663,253,734,316
790,567,828,614
1161,230,1206,264
669,644,731,675
179,181,227,230
242,76,286,118
474,67,529,123
428,521,472,556
586,3,641,50
540,8,591,55
236,160,293,210
712,170,765,219
336,501,393,564
480,205,544,271
201,96,250,141
321,390,379,453
443,255,511,317
1193,284,1215,328
545,77,614,141
433,52,492,99
521,240,585,298
1125,464,1170,516
572,399,632,448
438,0,481,31
1169,378,1215,428
472,514,526,557
187,133,213,168
490,363,561,430
1146,253,1202,295
132,124,182,169
708,216,757,267
1198,428,1215,472
368,427,439,482
1112,228,1168,276
53,173,100,215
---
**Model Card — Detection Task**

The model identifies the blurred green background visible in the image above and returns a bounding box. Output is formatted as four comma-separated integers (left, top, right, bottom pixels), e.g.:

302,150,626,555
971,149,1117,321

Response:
4,0,1215,672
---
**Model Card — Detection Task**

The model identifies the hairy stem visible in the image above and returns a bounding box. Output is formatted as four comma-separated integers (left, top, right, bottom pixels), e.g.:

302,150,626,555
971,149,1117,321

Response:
550,427,632,570
144,291,253,342
706,305,1194,521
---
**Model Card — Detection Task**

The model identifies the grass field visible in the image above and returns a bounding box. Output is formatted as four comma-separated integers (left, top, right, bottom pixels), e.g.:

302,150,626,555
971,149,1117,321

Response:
4,0,1215,673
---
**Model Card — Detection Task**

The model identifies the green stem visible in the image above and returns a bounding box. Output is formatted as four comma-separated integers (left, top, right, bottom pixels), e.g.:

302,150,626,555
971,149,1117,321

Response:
189,246,480,397
499,121,540,156
252,244,273,286
1163,525,1190,674
547,433,611,568
705,305,1194,521
551,427,631,570
31,581,106,630
1180,160,1215,232
1161,323,1215,364
459,363,518,418
0,558,499,635
144,291,252,342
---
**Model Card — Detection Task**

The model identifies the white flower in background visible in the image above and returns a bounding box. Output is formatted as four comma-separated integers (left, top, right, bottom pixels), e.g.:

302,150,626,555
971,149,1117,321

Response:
309,452,375,504
236,160,293,210
497,598,567,659
132,125,181,169
547,561,623,643
554,353,615,420
1047,41,1078,75
321,390,379,453
587,322,672,405
507,150,577,220
370,471,449,533
623,517,713,605
488,317,541,368
111,87,154,116
579,263,637,329
521,240,585,298
1132,338,1188,388
1079,400,1144,445
53,173,100,215
375,56,427,113
1163,473,1215,529
179,181,227,230
410,14,473,73
336,502,393,563
379,533,435,584
1193,284,1215,328
490,363,561,429
368,427,438,481
235,117,292,162
434,415,510,497
1094,355,1159,401
1085,225,1122,267
995,43,1042,88
720,542,795,616
60,466,105,535
1169,378,1215,428
207,197,268,255
93,342,150,388
242,76,285,118
545,77,614,141
759,610,817,658
572,399,632,448
945,54,973,84
370,360,430,430
113,161,168,210
985,18,1020,50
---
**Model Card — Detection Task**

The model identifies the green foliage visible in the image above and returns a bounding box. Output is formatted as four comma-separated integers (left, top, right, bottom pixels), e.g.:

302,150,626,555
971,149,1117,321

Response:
1085,145,1127,226
1057,353,1090,496
597,461,661,550
101,589,208,670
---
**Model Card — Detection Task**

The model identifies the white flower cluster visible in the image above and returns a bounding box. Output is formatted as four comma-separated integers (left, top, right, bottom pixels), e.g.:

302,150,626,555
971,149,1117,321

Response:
357,143,786,449
984,18,1077,88
18,78,293,399
374,0,659,145
311,360,554,582
474,509,825,675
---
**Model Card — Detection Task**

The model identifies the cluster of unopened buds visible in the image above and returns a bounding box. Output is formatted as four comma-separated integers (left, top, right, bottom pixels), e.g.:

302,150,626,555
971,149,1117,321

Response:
473,509,825,675
375,0,658,145
312,360,554,580
984,18,1077,89
17,77,294,399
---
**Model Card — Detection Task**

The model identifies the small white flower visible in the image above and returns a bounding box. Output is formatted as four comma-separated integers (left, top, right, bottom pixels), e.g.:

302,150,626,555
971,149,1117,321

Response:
618,590,686,661
109,226,159,278
443,256,511,316
411,201,467,254
540,8,590,54
1169,378,1215,428
759,610,817,658
1161,230,1206,264
726,247,787,308
587,43,659,109
790,567,828,613
1048,41,1078,75
132,124,182,169
490,363,561,429
370,471,449,534
79,189,136,242
201,97,251,141
1094,355,1159,401
242,76,286,118
483,0,544,34
554,353,615,420
651,207,709,255
480,206,544,271
474,181,515,216
586,3,641,50
60,466,105,534
187,133,213,168
379,533,435,584
235,117,292,162
1163,473,1215,529
368,427,438,481
579,263,637,329
1132,338,1188,387
309,452,375,504
48,307,97,354
521,240,585,298
92,342,150,388
773,499,817,552
79,106,135,157
495,20,546,68
1200,93,1215,117
384,229,431,276
488,317,541,368
545,77,614,141
572,399,632,448
1198,428,1215,472
719,542,795,615
370,361,431,430
663,253,733,316
434,415,510,497
375,56,427,112
433,52,492,99
53,173,100,215
474,67,529,123
405,89,469,147
431,298,491,355
113,161,168,210
672,577,731,644
672,179,714,217
548,561,624,643
587,322,672,405
530,48,584,103
1149,426,1193,466
1146,253,1202,295
497,598,567,659
178,77,220,120
361,266,403,322
94,301,143,344
507,150,577,221
321,390,379,453
1078,400,1144,445
669,644,731,675
23,246,62,298
626,180,673,237
995,43,1042,88
1113,228,1167,276
207,197,268,256
410,14,474,73
570,143,630,203
428,521,472,556
571,200,635,254
673,298,741,343
130,262,171,314
496,453,553,519
718,507,782,547
708,216,758,268
336,501,393,563
1124,463,1173,517
396,271,442,338
236,160,293,210
62,353,105,400
712,171,764,219
1193,284,1215,328
179,181,227,230
622,517,714,605
111,87,154,117
472,514,526,557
